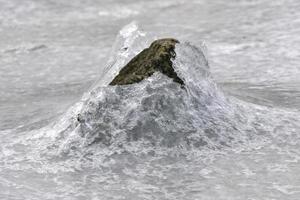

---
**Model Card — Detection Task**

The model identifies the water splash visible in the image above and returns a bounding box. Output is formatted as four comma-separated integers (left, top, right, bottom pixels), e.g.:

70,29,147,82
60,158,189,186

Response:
42,23,261,158
1,23,300,200
3,22,299,167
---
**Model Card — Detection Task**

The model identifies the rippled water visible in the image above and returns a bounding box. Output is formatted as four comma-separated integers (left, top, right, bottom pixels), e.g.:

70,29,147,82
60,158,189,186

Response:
1,0,300,199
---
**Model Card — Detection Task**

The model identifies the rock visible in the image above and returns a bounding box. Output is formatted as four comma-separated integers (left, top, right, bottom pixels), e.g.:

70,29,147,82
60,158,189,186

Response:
109,38,184,86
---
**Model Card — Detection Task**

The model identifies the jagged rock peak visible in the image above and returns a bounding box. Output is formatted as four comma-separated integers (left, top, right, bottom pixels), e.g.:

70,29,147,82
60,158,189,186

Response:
109,38,184,86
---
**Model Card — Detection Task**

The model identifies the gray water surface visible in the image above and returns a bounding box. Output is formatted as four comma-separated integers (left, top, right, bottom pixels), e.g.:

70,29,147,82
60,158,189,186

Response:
0,0,300,199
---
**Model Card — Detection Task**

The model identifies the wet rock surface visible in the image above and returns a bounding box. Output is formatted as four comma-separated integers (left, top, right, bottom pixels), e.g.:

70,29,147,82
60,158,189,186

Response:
109,38,184,86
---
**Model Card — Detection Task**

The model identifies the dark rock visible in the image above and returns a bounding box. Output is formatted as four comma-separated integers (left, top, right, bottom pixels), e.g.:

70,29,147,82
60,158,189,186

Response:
109,38,184,86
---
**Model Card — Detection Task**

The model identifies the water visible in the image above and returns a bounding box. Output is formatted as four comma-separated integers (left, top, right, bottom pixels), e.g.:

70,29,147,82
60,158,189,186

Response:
1,0,300,199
